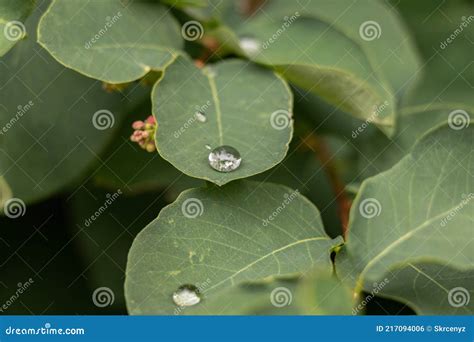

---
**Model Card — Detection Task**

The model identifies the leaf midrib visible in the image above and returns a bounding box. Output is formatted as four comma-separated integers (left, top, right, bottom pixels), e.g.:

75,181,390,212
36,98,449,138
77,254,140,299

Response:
408,263,471,314
206,72,224,145
359,200,470,283
204,236,331,293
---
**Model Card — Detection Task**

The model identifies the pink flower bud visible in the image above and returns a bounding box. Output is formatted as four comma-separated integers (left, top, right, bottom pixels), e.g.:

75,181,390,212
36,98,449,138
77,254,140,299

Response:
145,115,156,125
132,121,144,130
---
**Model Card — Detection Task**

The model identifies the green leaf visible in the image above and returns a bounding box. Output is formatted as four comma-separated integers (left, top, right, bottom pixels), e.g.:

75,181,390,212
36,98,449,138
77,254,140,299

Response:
354,104,474,180
0,0,35,56
0,176,12,209
251,137,355,238
125,181,342,314
160,0,207,9
0,3,146,204
393,0,474,107
364,261,474,315
338,124,474,314
153,56,293,186
230,0,421,135
38,0,182,83
185,269,353,315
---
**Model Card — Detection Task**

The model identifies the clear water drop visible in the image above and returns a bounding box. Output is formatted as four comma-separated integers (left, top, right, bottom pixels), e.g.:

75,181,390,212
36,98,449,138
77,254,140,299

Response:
208,145,242,172
195,111,207,123
239,37,261,57
172,285,201,307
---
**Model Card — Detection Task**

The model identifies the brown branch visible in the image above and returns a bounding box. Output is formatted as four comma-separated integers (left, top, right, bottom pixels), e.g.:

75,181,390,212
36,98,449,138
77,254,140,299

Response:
302,134,352,238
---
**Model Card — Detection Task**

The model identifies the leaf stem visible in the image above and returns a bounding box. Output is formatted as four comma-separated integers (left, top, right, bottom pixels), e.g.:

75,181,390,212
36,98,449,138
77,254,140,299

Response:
302,134,352,238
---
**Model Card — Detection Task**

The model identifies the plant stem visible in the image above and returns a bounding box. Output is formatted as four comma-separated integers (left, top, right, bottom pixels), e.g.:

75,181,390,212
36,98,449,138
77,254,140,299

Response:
302,134,352,238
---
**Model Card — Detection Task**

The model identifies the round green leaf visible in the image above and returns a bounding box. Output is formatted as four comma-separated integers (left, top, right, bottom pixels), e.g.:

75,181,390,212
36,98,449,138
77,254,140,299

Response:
227,0,422,136
0,0,35,56
125,181,342,314
0,3,146,204
153,56,293,185
185,269,353,315
338,124,474,314
38,0,182,83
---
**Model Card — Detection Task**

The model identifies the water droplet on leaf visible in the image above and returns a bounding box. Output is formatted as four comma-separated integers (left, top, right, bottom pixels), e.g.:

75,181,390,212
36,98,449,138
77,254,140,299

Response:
172,285,201,307
195,111,207,123
208,145,242,172
239,37,261,57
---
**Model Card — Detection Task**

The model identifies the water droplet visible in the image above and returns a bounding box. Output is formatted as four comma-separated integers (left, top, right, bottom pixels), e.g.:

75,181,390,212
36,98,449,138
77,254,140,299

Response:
205,144,212,150
172,285,201,307
239,37,261,57
208,145,242,172
195,111,207,123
